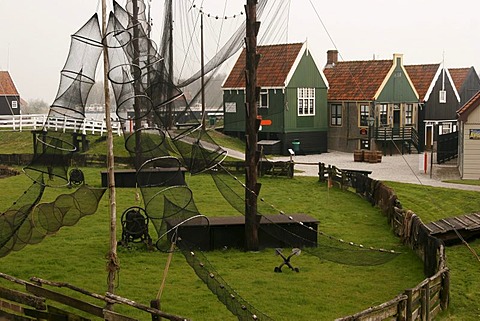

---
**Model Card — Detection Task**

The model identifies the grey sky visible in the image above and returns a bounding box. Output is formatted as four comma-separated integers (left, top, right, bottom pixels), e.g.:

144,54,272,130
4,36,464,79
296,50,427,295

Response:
1,0,479,103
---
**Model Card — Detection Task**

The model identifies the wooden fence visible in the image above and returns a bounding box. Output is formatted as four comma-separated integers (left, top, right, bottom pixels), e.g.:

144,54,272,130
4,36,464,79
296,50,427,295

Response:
0,114,123,136
318,163,450,321
0,273,188,321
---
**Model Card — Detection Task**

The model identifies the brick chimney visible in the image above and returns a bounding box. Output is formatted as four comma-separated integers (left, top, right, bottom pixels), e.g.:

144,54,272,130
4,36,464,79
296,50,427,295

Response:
325,49,338,68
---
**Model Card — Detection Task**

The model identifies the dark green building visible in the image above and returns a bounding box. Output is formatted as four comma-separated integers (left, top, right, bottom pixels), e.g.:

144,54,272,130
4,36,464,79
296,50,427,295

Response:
222,42,329,155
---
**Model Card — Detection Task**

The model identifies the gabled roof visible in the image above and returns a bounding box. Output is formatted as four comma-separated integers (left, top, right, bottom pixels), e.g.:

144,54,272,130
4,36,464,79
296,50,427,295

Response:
323,59,393,101
457,90,480,121
404,64,440,101
222,42,305,89
449,67,470,92
0,71,19,96
405,64,460,103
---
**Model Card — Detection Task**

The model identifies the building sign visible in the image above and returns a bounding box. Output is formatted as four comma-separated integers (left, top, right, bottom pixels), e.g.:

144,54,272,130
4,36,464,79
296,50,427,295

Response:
360,128,368,135
469,129,480,139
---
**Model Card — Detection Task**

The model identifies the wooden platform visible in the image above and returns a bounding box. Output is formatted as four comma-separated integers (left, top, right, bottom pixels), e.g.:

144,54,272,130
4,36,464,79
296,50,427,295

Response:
166,214,319,251
425,212,480,244
101,168,186,188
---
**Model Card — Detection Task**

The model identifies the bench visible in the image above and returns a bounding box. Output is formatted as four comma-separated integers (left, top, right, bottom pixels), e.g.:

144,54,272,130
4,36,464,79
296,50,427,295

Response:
174,123,199,130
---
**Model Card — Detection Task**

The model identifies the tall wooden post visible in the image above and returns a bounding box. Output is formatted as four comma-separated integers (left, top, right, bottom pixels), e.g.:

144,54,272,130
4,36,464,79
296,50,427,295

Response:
102,0,119,305
200,11,206,130
245,0,260,251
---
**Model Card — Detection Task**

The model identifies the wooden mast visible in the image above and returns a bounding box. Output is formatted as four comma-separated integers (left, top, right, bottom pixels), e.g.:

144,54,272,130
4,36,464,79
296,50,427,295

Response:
101,0,119,305
200,10,206,130
245,0,260,251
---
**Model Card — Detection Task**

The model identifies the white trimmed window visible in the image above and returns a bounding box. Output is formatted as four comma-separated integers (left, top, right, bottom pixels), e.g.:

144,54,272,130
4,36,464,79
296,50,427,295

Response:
405,104,413,125
330,104,342,126
379,104,388,126
359,105,369,126
12,101,18,109
297,88,315,116
258,89,269,108
225,102,236,113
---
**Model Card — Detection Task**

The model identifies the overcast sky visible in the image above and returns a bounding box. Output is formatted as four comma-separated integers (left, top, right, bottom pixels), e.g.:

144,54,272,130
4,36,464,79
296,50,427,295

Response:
1,0,479,103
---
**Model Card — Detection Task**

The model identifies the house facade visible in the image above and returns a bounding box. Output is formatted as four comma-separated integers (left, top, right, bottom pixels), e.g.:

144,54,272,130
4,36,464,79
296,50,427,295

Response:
405,64,460,151
457,90,480,179
0,71,21,115
323,50,420,153
222,42,329,155
449,67,480,105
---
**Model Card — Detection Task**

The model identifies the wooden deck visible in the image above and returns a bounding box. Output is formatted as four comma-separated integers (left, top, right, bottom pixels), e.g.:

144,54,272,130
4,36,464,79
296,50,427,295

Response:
425,212,480,244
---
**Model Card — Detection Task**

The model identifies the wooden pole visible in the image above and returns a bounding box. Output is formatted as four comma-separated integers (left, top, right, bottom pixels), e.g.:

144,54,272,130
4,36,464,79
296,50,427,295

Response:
101,0,119,308
200,11,206,130
244,0,260,251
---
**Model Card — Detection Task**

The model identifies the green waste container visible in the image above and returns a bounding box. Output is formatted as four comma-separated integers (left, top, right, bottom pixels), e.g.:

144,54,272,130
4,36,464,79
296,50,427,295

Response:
292,139,300,153
209,116,216,126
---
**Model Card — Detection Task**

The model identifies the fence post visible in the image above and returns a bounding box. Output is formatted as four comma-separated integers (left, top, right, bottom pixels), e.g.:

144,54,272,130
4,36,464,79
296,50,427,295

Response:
318,162,324,182
397,296,407,321
440,269,450,310
405,289,413,321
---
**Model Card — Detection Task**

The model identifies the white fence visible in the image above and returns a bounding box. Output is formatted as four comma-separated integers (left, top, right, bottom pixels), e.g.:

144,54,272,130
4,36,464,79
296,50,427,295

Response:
0,114,123,136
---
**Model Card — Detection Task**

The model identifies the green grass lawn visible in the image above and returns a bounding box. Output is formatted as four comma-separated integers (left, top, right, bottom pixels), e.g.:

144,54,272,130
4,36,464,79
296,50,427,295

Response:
1,131,479,320
0,169,425,320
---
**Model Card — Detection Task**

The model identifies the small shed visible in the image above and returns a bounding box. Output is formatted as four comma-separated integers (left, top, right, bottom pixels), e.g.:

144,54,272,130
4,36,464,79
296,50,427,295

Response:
457,90,480,179
0,71,21,116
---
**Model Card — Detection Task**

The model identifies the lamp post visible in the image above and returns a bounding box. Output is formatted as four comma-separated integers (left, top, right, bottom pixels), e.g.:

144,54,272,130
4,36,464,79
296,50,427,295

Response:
367,116,375,151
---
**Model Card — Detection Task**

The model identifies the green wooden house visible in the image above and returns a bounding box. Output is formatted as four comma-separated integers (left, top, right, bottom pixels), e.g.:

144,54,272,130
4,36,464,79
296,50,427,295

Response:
324,50,420,154
222,42,329,155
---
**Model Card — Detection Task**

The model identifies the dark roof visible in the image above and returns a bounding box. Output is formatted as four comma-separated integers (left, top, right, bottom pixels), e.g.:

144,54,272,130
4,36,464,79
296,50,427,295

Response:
0,71,19,96
404,64,440,101
457,90,480,121
449,67,470,92
222,43,304,89
323,59,392,101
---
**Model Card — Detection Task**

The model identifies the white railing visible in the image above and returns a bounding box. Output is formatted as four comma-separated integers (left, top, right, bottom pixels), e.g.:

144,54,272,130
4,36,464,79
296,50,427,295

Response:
0,114,123,136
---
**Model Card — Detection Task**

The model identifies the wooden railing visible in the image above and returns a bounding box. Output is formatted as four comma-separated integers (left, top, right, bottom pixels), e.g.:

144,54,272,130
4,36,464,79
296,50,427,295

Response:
0,273,189,321
318,163,450,321
374,126,420,154
0,114,123,136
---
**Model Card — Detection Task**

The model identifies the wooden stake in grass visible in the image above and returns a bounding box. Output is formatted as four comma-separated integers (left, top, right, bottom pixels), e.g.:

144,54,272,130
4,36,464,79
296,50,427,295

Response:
157,240,176,301
102,0,119,306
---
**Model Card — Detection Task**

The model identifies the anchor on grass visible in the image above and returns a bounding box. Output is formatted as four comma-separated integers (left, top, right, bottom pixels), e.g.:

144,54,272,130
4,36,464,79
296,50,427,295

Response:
274,248,301,272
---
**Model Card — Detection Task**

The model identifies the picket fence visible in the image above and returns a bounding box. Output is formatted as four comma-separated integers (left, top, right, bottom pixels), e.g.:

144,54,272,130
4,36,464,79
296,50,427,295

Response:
0,114,123,136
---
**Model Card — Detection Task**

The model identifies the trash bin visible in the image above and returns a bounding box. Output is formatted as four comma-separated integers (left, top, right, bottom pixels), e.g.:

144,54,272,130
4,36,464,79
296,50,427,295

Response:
209,116,216,126
291,139,300,153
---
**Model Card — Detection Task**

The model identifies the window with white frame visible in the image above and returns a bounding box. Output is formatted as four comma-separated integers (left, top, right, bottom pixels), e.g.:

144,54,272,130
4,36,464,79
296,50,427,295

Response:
439,90,446,103
330,104,342,126
297,88,315,116
258,89,269,108
225,102,237,113
405,104,413,125
379,104,388,126
12,101,18,109
359,105,369,126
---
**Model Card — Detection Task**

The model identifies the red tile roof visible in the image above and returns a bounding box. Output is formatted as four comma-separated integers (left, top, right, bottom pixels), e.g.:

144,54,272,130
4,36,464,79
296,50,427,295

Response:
222,43,304,89
457,90,480,121
404,64,440,101
0,71,19,96
323,59,393,101
449,67,470,92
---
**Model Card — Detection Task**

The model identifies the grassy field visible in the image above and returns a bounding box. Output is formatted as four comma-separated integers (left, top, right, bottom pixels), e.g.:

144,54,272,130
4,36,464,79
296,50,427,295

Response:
0,131,479,320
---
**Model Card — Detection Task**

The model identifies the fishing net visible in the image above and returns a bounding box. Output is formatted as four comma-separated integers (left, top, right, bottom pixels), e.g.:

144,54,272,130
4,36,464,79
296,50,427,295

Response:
0,1,400,320
0,13,107,257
